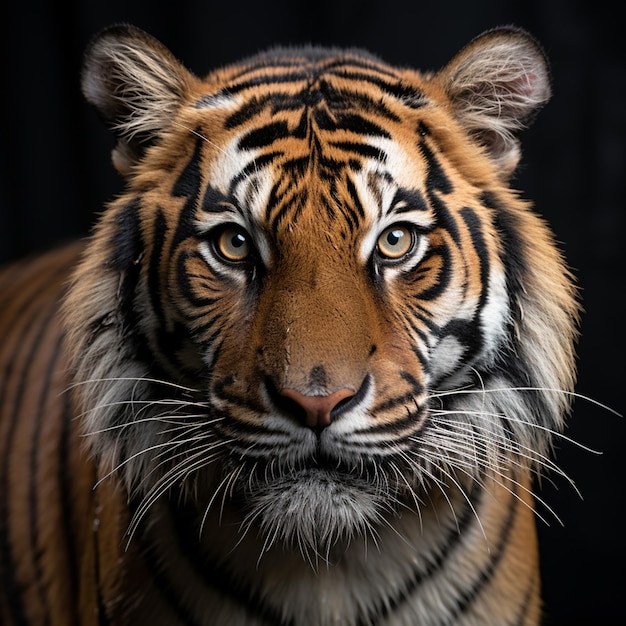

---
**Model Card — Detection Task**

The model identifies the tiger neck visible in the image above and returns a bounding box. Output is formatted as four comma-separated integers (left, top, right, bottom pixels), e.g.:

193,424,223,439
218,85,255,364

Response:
99,470,541,625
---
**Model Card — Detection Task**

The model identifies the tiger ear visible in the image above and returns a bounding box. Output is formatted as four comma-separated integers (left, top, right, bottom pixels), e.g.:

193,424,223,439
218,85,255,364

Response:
81,24,194,176
439,27,551,177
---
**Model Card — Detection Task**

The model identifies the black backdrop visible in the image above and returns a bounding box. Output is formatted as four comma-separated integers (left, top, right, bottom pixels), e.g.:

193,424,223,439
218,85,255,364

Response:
1,1,624,624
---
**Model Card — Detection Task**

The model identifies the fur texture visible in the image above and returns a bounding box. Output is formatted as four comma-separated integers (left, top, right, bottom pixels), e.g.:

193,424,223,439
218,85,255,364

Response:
0,25,579,625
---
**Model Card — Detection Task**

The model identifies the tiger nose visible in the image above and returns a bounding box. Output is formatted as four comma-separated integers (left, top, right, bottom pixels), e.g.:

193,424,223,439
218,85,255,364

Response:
279,387,356,430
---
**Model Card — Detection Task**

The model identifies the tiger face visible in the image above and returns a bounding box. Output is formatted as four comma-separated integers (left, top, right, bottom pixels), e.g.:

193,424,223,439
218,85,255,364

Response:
66,26,578,562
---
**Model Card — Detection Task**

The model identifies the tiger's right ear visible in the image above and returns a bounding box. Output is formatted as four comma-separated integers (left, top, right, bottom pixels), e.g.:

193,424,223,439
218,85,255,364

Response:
81,24,194,176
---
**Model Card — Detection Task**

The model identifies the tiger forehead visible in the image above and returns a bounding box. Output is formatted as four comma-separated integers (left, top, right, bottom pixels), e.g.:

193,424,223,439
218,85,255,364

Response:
195,47,429,113
192,52,435,239
199,131,434,246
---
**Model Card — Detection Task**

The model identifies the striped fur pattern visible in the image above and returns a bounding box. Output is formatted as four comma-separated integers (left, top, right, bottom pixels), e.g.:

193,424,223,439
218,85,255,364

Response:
0,25,579,625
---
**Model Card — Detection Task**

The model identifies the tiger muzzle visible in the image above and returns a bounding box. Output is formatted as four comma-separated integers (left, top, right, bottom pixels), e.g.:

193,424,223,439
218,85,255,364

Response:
252,264,381,427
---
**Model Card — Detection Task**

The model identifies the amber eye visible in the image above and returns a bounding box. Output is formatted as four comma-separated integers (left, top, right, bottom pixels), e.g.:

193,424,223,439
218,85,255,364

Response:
213,225,251,262
376,225,414,260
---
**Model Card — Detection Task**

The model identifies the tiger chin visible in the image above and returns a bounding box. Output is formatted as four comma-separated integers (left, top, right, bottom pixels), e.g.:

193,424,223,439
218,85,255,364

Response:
0,23,579,626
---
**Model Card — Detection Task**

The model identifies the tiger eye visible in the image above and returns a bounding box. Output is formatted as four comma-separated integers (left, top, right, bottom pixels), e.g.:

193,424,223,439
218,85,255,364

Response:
215,226,251,262
377,225,414,260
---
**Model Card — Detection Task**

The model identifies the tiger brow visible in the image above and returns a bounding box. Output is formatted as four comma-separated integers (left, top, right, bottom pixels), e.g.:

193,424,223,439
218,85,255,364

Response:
201,185,242,216
388,188,430,215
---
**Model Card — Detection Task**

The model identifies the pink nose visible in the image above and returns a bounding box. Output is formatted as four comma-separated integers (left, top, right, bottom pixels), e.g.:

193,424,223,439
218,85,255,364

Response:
279,387,355,430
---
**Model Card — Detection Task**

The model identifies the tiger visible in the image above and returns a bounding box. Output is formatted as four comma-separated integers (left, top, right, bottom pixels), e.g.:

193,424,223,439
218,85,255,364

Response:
0,23,579,626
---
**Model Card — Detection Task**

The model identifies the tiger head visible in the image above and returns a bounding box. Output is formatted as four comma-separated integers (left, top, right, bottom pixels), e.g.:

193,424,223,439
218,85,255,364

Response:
64,26,578,557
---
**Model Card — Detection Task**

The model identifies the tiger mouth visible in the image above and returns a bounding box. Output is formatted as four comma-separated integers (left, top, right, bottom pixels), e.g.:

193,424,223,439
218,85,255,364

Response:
227,443,411,520
237,450,380,487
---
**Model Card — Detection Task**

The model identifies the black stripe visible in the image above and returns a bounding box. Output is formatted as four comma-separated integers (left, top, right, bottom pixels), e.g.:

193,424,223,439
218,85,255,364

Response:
414,243,452,301
317,55,399,79
482,191,525,311
330,140,387,161
27,330,66,626
332,112,392,138
224,95,271,129
238,121,291,151
417,120,431,137
131,500,289,626
429,192,460,245
106,202,144,358
92,489,112,626
281,155,310,178
128,136,207,380
354,405,426,438
436,318,484,377
147,208,168,331
319,80,401,121
215,414,272,441
370,371,424,414
177,251,221,308
318,155,348,180
263,179,285,225
58,374,80,612
213,379,266,416
229,152,282,198
269,186,307,231
222,53,400,95
513,568,539,626
313,106,336,130
336,178,365,232
201,185,235,215
109,199,142,270
225,73,404,138
188,311,228,344
173,136,205,249
0,308,58,624
0,263,71,625
345,177,366,219
173,134,204,199
420,139,453,195
482,193,551,421
222,69,314,94
459,206,490,311
324,68,425,108
321,195,337,222
225,90,313,132
171,504,293,626
391,187,429,213
447,480,519,621
360,481,483,626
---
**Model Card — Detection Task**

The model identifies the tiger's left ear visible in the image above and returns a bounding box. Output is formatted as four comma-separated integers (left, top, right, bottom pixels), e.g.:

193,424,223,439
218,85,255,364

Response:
439,27,551,177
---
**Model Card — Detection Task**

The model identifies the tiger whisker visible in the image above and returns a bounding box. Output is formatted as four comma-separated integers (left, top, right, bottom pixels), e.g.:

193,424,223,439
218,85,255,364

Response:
428,386,620,417
97,429,226,490
415,435,562,527
426,415,580,493
147,435,231,480
78,395,209,420
82,413,216,436
199,464,244,538
433,463,485,543
127,441,233,543
62,376,200,394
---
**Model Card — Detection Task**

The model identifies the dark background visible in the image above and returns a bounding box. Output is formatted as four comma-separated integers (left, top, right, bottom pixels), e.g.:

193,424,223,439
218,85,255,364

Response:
1,1,623,623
